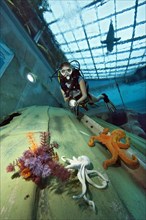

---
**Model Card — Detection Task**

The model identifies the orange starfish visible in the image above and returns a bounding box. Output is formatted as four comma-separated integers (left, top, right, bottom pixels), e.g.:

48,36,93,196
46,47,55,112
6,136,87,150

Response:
88,128,139,169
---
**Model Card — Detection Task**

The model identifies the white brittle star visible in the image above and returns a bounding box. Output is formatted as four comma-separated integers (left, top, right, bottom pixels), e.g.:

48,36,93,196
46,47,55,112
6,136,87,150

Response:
61,155,109,211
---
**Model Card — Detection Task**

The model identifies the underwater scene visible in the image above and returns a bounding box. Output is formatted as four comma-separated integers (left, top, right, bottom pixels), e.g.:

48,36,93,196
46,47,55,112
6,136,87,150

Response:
0,0,146,220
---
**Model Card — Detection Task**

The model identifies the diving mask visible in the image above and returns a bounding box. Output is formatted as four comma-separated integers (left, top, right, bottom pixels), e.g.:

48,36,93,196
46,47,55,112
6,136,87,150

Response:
60,67,72,80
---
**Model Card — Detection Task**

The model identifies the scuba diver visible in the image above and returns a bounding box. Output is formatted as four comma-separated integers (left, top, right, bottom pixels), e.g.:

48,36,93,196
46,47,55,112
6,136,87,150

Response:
58,61,116,115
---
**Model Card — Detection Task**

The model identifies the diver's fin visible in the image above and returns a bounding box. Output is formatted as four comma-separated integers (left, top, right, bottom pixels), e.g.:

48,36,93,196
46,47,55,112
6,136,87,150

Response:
105,101,116,112
102,93,109,103
102,93,116,112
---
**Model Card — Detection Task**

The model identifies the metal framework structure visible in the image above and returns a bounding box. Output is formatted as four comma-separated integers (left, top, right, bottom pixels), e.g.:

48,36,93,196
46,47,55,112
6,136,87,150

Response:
44,0,146,79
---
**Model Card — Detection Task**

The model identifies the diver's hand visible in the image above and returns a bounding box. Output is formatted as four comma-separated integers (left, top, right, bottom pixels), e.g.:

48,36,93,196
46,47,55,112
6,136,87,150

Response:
64,96,70,102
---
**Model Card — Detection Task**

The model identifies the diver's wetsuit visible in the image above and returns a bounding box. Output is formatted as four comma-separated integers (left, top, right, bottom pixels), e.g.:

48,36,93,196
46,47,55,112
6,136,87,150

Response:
59,69,116,112
60,69,86,100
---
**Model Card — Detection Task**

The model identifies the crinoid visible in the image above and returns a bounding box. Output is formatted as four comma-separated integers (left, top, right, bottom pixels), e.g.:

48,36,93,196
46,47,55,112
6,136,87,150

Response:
61,155,108,212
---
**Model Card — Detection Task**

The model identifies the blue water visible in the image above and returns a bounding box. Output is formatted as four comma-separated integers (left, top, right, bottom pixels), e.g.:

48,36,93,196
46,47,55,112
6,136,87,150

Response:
90,80,146,114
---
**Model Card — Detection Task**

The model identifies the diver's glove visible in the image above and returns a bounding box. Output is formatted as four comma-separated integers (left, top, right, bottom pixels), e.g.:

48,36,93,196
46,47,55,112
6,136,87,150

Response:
102,93,116,112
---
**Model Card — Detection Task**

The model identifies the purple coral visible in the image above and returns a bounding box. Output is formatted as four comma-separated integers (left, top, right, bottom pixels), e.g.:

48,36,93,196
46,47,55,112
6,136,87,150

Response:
6,131,71,188
42,164,51,178
6,163,15,172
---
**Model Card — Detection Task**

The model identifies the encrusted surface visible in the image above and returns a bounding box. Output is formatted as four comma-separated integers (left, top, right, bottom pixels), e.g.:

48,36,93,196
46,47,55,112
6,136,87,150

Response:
1,106,146,220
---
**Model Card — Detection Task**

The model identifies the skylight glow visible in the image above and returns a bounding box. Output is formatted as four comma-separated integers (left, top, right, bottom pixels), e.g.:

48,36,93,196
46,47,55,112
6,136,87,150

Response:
44,0,146,79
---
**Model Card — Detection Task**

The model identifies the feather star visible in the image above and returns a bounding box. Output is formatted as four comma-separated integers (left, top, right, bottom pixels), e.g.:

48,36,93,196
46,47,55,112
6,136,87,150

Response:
61,155,109,211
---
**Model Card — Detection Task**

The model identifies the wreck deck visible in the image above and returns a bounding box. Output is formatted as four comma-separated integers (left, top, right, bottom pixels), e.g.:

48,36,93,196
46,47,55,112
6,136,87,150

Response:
0,106,146,220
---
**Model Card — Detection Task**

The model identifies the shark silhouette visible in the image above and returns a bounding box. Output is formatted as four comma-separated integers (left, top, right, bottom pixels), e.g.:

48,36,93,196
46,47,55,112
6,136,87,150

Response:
101,20,121,52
